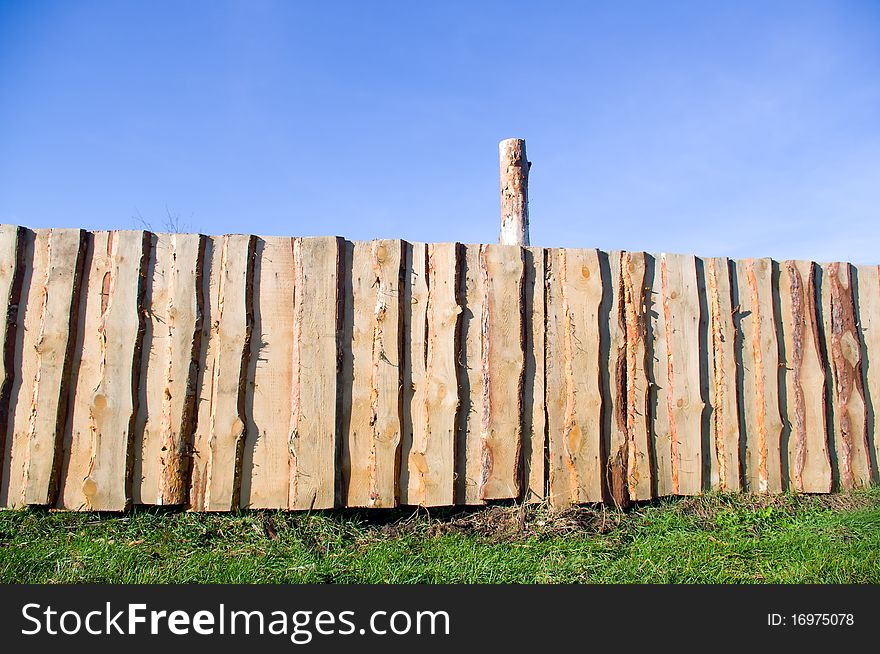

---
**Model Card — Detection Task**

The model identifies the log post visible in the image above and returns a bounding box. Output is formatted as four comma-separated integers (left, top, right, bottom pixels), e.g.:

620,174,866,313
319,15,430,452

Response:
499,138,530,246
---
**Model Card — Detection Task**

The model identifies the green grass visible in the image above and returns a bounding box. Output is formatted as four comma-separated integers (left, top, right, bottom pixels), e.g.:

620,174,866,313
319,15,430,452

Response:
1,488,878,583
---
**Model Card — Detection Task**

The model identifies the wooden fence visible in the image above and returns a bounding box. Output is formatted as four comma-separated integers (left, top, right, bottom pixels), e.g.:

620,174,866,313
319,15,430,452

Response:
0,224,877,511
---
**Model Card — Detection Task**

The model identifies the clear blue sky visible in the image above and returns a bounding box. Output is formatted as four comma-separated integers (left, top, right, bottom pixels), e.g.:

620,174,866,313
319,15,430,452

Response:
1,1,878,262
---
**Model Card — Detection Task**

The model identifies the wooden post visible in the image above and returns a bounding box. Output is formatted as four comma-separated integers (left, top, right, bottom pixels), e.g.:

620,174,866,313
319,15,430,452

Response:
499,138,530,246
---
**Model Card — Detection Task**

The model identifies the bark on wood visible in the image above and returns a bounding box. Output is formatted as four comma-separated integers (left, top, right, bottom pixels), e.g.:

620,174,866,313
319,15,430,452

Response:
57,231,148,510
188,234,254,511
823,262,872,488
854,264,880,485
0,225,25,506
705,257,741,491
499,139,530,246
546,248,603,505
478,244,524,500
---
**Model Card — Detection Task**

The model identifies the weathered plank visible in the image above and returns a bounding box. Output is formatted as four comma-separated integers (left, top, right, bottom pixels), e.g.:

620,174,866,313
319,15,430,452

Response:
605,251,628,505
0,225,25,505
659,253,703,495
779,261,832,492
705,257,741,491
547,248,603,505
735,258,783,494
855,264,880,484
57,231,148,510
341,239,403,508
404,242,458,506
135,233,203,505
478,244,524,500
1,229,84,507
621,251,652,501
290,236,342,509
240,235,295,509
649,254,674,497
188,234,254,511
523,246,546,502
455,244,485,505
822,262,872,488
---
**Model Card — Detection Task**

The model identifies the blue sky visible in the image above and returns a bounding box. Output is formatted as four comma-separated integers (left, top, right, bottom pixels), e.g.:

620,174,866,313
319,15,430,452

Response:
1,1,878,263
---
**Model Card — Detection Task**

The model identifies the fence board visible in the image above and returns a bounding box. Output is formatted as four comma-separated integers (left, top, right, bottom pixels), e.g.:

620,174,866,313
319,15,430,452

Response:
735,258,783,493
658,253,703,495
523,246,546,502
289,236,342,510
621,251,652,500
0,225,25,507
855,264,880,483
57,231,147,510
188,234,254,511
478,244,524,500
403,243,458,506
342,240,402,508
779,261,832,492
240,236,295,509
605,251,627,504
705,257,740,491
456,244,485,505
649,255,674,497
135,233,203,505
547,248,603,505
822,263,872,488
1,229,84,508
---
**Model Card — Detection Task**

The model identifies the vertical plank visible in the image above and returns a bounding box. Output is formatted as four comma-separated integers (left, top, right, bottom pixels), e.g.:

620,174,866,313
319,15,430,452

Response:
58,231,148,510
735,258,783,494
404,242,458,506
855,264,880,483
290,236,342,510
2,229,84,507
649,254,674,497
478,244,524,500
455,244,485,505
240,235,295,509
779,261,831,492
188,234,254,511
546,248,603,505
605,251,628,505
522,246,546,502
621,251,653,500
0,225,25,506
342,239,402,508
705,257,741,491
659,253,703,495
135,233,204,505
822,262,872,488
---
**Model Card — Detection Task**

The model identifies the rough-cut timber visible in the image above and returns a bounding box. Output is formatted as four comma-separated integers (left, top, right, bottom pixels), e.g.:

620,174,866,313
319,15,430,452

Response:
522,246,546,502
57,231,148,510
289,237,342,510
649,254,674,497
823,262,872,489
188,234,254,511
478,244,524,500
1,229,84,508
499,139,530,246
620,251,652,501
546,248,603,505
240,236,296,509
705,257,740,491
403,243,459,506
605,251,628,506
658,253,703,495
0,225,25,504
342,240,403,508
455,244,485,505
855,264,880,482
779,261,832,492
135,233,203,505
735,258,783,494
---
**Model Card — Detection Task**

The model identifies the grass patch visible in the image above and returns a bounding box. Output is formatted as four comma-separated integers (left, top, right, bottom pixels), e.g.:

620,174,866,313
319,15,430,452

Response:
1,488,878,583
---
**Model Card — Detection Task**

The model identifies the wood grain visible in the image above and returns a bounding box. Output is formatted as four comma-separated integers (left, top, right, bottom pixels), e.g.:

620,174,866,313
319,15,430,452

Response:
854,264,880,485
523,246,546,502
